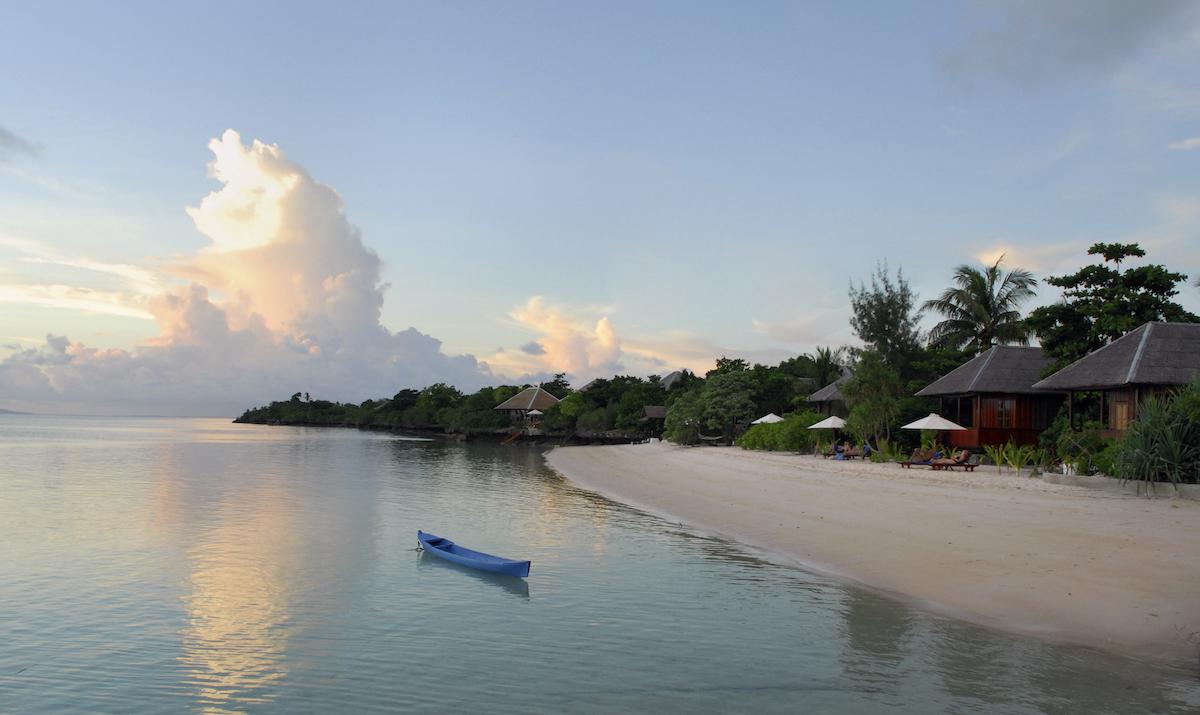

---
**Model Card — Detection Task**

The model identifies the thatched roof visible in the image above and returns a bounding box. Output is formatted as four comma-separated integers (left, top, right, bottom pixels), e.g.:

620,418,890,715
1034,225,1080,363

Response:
495,386,561,412
916,346,1060,397
661,370,686,390
1033,322,1200,391
807,374,850,403
642,405,667,420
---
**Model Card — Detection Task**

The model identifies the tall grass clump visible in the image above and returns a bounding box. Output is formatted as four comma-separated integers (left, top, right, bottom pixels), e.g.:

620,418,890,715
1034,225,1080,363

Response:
1003,442,1036,476
1114,387,1200,495
982,443,1007,474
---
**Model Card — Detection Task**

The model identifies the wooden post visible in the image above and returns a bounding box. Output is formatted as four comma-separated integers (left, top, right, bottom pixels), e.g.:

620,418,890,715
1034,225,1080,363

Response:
1067,391,1073,430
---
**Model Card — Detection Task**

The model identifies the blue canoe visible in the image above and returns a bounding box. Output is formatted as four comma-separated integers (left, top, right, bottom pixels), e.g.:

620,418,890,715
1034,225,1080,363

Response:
417,530,531,578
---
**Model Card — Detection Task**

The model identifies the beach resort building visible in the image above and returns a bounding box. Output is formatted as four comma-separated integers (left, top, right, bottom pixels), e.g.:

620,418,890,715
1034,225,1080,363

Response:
807,374,851,417
1032,321,1200,436
494,386,561,423
641,405,667,437
916,346,1064,449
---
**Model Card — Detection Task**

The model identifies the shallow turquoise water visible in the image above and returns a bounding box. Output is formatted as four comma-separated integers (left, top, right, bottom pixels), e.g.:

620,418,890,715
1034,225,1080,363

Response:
1,416,1197,713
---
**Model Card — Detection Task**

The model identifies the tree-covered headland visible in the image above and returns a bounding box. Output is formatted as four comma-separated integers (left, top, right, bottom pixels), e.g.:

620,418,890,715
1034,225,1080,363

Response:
238,242,1199,482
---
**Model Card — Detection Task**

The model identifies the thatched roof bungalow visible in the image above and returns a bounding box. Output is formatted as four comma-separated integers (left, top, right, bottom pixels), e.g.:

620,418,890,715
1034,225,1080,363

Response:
495,386,561,417
916,346,1064,448
807,374,851,417
1032,322,1200,434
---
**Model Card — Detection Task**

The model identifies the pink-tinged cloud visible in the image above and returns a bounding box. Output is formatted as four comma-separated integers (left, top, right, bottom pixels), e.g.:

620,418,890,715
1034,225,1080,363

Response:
1,130,492,415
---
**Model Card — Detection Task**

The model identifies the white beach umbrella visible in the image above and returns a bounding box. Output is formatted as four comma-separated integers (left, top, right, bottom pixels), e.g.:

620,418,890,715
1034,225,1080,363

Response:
807,415,846,430
527,409,543,416
751,413,784,424
900,413,966,431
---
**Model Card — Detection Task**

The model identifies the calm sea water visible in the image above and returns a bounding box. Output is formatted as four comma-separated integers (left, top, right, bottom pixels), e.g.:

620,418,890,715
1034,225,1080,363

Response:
1,416,1197,714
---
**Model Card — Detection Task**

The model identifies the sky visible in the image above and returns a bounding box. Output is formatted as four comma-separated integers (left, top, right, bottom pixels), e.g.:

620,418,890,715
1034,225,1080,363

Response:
2,1,1200,415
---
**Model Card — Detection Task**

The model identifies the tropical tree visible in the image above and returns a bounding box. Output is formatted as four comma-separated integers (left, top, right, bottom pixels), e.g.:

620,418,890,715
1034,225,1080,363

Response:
701,371,757,444
664,388,704,445
923,255,1037,353
540,373,572,398
1026,243,1197,371
848,262,923,374
841,350,903,443
810,346,845,388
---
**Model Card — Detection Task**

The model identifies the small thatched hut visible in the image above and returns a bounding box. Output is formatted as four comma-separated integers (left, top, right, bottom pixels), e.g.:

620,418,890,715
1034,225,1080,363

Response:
807,374,851,417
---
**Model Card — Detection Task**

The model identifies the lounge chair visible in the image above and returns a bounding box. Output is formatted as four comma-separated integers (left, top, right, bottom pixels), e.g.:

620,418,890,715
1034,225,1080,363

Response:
931,450,977,471
823,441,852,459
900,448,936,468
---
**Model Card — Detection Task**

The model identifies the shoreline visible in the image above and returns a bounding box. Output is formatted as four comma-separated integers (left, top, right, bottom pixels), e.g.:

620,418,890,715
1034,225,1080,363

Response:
546,442,1200,665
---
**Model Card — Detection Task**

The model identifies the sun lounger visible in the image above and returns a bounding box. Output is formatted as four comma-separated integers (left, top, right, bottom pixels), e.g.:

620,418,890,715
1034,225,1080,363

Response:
900,448,936,469
931,450,977,471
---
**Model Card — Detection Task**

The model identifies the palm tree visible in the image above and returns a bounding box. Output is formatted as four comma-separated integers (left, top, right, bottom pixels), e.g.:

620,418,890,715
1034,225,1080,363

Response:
923,255,1037,353
810,346,845,388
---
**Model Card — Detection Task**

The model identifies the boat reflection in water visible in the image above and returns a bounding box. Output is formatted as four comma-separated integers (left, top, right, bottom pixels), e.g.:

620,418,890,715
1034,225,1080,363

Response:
417,551,531,600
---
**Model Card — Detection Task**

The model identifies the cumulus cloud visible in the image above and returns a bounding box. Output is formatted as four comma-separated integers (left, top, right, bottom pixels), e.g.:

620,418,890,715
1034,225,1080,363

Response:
1169,137,1200,151
0,130,492,415
483,296,805,382
484,297,624,381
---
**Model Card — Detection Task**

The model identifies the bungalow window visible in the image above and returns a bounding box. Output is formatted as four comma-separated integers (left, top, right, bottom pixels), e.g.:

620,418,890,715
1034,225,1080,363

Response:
1030,398,1056,430
980,397,1015,428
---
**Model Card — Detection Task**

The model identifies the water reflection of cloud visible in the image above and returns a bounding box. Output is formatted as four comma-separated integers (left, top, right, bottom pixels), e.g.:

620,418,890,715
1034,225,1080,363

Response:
177,484,298,713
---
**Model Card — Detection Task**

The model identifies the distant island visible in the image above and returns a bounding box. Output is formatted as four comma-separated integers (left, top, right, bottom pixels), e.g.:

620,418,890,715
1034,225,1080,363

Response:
0,408,29,415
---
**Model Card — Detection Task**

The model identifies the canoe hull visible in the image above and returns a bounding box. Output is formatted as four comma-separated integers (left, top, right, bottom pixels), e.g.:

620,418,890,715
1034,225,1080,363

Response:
417,531,531,578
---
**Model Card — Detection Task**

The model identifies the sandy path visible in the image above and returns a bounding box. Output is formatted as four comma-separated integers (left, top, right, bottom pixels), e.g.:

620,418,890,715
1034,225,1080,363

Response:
546,442,1200,663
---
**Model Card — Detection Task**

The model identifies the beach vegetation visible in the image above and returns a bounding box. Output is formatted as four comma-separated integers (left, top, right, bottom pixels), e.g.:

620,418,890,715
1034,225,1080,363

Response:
981,443,1007,473
1003,442,1036,476
663,389,704,445
701,370,758,444
1114,380,1200,494
737,410,823,452
842,350,903,443
1055,421,1113,475
923,255,1037,354
868,438,906,463
848,262,923,373
1027,243,1199,373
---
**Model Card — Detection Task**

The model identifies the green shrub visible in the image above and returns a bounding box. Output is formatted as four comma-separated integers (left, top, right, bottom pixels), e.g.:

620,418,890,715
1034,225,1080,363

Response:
737,410,823,452
1056,421,1112,475
772,410,822,452
737,423,779,450
1092,440,1120,477
1114,392,1200,495
869,437,906,463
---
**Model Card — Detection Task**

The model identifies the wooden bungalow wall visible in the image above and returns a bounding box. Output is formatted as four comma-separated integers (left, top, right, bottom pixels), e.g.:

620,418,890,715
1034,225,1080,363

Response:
945,394,1063,449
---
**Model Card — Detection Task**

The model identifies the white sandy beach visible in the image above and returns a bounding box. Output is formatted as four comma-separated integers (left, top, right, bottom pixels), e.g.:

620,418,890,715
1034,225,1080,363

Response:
546,442,1200,663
